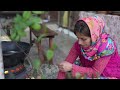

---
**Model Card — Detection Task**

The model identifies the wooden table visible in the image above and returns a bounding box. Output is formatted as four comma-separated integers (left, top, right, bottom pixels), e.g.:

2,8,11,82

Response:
30,23,58,64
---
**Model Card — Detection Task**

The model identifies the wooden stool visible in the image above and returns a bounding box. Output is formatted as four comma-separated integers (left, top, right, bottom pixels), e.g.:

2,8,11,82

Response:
30,23,58,64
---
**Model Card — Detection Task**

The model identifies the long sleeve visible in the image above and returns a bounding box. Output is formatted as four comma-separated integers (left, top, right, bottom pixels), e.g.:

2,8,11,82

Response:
71,55,111,78
57,41,80,79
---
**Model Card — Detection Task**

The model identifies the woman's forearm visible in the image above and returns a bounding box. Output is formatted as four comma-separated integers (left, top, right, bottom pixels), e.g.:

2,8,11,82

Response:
71,56,111,78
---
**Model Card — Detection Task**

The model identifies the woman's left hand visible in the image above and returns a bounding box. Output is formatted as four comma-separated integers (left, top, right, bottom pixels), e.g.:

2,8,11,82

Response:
58,61,72,72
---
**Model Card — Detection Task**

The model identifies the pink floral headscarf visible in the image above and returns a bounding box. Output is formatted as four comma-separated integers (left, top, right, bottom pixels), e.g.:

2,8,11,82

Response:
79,16,115,61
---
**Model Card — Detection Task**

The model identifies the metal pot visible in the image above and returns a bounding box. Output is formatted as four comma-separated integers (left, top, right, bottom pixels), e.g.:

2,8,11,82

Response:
1,41,31,68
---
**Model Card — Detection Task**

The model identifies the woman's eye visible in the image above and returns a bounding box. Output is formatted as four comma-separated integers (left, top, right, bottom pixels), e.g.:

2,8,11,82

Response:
82,39,87,41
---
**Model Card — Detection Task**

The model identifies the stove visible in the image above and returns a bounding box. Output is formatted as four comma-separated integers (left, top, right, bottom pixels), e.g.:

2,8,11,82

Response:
4,60,32,79
1,41,32,79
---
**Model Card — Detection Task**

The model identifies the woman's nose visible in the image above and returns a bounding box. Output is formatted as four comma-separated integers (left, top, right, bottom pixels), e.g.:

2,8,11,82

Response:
78,39,83,45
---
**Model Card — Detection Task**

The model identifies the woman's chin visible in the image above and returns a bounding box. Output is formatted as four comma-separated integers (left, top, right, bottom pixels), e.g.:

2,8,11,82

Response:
82,45,90,49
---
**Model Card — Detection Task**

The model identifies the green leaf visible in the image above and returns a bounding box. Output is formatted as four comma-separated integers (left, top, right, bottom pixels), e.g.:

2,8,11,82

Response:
13,14,23,23
25,20,34,26
19,22,28,30
32,59,41,71
46,49,54,61
17,30,26,37
14,35,20,41
51,43,57,50
31,23,41,31
12,24,26,38
30,16,41,24
75,72,81,79
23,11,32,20
13,22,27,31
32,11,45,15
10,31,17,40
36,34,47,42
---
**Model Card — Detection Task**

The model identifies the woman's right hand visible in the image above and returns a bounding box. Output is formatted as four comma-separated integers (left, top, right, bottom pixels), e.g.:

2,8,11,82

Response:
57,61,72,72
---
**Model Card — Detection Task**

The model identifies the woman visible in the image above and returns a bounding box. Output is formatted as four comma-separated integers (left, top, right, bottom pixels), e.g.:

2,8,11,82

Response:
57,16,120,79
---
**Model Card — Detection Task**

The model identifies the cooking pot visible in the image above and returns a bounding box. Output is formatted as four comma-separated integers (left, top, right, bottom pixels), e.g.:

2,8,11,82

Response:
1,41,31,68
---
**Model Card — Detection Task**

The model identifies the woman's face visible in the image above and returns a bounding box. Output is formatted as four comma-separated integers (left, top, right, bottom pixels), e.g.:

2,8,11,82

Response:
76,32,92,48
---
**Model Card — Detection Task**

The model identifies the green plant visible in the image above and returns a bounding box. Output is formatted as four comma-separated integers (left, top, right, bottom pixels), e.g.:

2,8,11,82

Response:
32,42,57,79
75,72,100,79
9,11,57,79
10,11,45,41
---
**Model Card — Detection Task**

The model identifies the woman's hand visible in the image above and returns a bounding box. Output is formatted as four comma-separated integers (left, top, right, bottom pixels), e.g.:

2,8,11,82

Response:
58,61,72,72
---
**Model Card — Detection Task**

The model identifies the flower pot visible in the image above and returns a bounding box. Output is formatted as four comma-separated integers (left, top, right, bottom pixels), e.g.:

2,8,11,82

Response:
40,64,59,79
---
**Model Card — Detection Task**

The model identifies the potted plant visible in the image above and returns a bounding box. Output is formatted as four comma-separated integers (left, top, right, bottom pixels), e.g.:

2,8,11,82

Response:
7,11,58,79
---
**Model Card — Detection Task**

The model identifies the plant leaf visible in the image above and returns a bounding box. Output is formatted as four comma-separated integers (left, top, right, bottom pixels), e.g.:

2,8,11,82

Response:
32,59,41,71
30,16,41,24
17,30,26,37
14,35,20,41
75,72,81,79
31,23,41,31
10,31,16,40
51,43,57,50
13,14,23,23
36,34,47,42
23,11,32,20
46,49,54,61
32,11,45,15
25,19,34,26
